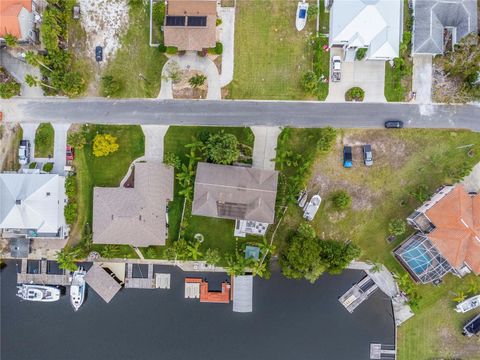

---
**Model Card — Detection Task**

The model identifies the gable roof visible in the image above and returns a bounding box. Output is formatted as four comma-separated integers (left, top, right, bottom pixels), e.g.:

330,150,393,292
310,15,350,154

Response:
163,0,217,51
192,163,278,223
0,173,65,234
92,162,174,247
0,0,32,38
329,0,402,59
413,0,478,55
426,185,480,274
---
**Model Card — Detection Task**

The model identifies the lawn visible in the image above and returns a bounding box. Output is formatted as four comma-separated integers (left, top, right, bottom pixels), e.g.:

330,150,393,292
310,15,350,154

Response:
34,123,54,158
102,1,167,98
228,0,321,100
384,0,413,102
69,125,145,252
160,126,258,258
274,128,480,359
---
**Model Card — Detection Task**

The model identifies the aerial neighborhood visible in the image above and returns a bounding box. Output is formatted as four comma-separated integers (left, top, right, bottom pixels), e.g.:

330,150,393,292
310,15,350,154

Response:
0,0,480,359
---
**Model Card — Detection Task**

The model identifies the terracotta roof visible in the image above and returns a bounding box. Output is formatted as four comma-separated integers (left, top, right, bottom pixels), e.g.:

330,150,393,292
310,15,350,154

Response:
0,0,32,38
92,162,174,247
163,0,216,51
426,185,480,274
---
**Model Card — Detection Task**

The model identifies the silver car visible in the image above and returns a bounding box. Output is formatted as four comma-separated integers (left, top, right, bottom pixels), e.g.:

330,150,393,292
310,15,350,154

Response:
363,144,373,166
18,140,31,165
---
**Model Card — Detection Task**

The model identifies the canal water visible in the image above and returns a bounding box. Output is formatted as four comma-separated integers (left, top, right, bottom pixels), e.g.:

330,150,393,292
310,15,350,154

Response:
1,261,395,360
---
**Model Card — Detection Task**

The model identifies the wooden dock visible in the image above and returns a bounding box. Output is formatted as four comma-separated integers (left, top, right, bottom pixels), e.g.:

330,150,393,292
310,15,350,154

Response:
17,259,71,286
124,263,170,289
339,275,378,313
370,343,396,359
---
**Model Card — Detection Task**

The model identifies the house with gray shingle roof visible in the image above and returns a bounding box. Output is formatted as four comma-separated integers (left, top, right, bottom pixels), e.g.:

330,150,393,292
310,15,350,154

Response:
92,162,174,247
413,0,478,55
192,163,278,224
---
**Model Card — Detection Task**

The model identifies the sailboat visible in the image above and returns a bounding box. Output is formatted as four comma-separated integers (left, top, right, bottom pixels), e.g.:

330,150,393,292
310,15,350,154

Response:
70,267,87,311
296,1,309,31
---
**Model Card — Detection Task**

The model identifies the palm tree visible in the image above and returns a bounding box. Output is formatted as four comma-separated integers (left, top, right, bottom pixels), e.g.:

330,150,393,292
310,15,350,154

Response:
24,74,57,90
25,51,53,72
187,241,203,260
467,279,479,296
4,33,17,47
56,246,79,272
226,252,254,276
252,260,267,278
453,291,467,303
101,245,120,259
178,186,193,202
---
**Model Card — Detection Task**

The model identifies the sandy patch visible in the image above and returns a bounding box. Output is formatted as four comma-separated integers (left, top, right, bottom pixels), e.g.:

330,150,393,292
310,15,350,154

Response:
79,0,129,65
172,70,208,99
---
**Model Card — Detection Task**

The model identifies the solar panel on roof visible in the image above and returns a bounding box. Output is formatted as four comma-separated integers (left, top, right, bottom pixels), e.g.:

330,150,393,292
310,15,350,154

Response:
217,202,247,218
187,16,207,27
166,16,186,26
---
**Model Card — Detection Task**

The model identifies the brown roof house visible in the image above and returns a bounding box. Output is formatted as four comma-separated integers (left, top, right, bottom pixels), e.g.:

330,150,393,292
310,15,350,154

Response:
163,0,217,51
395,185,480,284
0,0,34,41
192,163,279,227
92,162,174,247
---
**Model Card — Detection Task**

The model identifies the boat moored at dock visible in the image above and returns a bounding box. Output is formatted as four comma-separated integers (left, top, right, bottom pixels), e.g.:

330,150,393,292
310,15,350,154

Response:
70,267,87,311
16,284,61,302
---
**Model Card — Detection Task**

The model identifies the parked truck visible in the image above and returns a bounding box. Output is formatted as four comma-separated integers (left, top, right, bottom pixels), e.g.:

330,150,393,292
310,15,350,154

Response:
331,56,341,82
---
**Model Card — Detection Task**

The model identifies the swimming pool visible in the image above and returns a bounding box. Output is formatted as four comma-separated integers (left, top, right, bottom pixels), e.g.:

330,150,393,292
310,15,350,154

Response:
401,245,432,275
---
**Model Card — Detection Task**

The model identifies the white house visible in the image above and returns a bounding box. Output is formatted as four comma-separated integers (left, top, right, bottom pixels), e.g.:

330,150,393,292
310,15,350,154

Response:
329,0,403,61
0,0,34,42
0,173,67,238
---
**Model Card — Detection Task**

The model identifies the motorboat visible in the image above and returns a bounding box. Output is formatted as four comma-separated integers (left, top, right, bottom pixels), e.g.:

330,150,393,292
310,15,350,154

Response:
296,1,309,31
16,284,61,302
303,194,321,221
455,294,480,313
70,267,87,311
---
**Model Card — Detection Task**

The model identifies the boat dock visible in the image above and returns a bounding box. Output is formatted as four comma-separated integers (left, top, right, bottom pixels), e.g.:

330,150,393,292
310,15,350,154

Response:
370,343,396,359
339,275,378,313
124,263,170,289
16,259,70,286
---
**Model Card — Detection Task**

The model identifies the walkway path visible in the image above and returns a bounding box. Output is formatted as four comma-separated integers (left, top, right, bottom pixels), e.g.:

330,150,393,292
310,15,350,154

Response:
218,6,235,87
0,49,44,98
251,126,281,170
159,52,221,100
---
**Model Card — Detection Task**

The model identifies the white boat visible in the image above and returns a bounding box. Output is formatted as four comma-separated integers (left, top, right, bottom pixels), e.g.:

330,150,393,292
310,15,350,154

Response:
16,284,61,302
455,294,480,313
296,1,309,31
70,267,87,311
303,194,321,221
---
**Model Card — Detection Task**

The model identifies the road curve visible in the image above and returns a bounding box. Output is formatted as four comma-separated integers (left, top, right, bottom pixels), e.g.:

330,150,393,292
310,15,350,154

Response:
1,98,479,130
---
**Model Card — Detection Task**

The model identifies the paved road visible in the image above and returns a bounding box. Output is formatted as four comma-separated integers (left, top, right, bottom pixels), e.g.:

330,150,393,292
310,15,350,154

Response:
1,98,480,130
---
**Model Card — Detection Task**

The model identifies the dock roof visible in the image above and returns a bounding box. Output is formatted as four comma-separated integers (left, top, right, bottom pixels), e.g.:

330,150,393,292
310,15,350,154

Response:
85,264,122,303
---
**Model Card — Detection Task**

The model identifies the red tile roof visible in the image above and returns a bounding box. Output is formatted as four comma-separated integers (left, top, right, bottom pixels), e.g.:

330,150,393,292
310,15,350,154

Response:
426,185,480,274
0,0,32,38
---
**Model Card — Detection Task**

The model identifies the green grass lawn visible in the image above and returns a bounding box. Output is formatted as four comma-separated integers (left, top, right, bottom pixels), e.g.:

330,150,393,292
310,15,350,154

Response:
34,123,54,158
69,125,144,248
274,128,480,359
228,0,319,100
161,126,258,258
102,2,167,98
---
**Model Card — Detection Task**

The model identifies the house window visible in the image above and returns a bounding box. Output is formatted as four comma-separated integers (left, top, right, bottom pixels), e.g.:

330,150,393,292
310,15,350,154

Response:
187,16,207,27
166,16,186,26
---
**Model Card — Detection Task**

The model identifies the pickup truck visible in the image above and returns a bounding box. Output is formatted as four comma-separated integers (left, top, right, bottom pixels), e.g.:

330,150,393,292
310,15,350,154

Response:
343,146,352,168
331,56,341,82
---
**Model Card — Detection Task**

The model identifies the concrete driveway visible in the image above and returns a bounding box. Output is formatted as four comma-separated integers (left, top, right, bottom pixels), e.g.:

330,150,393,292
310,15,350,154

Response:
412,54,433,104
326,48,386,103
463,162,480,193
251,126,281,170
218,6,235,87
52,123,69,174
141,125,169,161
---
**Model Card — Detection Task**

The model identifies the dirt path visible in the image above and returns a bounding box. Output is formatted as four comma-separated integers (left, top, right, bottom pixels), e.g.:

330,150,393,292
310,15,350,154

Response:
0,124,21,171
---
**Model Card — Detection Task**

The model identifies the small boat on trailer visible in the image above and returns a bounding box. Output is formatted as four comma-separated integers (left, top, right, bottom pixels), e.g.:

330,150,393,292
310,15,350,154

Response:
296,1,309,31
455,294,480,313
16,284,61,302
303,194,321,221
70,267,87,311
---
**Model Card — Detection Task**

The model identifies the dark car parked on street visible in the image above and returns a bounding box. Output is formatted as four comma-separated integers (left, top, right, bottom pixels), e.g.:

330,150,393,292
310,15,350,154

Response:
384,120,404,129
95,46,103,62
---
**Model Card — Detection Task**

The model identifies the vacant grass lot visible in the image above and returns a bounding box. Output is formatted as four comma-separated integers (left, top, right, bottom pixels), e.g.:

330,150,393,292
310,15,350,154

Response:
102,2,167,98
34,123,54,158
69,125,144,256
161,126,257,257
229,0,318,100
274,128,480,359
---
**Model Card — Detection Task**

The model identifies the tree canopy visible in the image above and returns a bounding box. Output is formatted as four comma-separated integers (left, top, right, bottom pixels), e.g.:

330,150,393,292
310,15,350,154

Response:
92,134,119,157
203,131,240,164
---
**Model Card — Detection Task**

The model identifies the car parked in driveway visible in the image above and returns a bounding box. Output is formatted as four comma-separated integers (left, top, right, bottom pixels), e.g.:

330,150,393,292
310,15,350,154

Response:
95,46,103,62
66,145,75,161
384,120,404,129
363,144,373,166
18,140,31,165
343,146,352,168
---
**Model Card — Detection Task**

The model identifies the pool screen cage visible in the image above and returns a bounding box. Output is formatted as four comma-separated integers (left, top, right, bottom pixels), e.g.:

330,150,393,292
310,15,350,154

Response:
394,233,453,284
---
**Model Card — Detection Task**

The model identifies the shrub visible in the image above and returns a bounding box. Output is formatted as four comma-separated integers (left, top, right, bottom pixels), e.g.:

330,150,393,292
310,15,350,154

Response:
389,218,406,236
300,70,319,94
166,46,178,54
307,4,318,17
35,123,54,149
67,131,87,150
152,2,165,30
92,134,119,157
356,48,367,61
0,81,20,99
28,162,37,169
213,42,223,55
317,126,336,152
188,74,207,88
204,131,240,164
205,248,221,266
345,87,365,101
64,202,77,225
65,175,77,198
216,18,222,26
145,247,157,259
101,75,122,97
157,44,167,53
42,162,54,173
332,190,351,210
164,152,181,169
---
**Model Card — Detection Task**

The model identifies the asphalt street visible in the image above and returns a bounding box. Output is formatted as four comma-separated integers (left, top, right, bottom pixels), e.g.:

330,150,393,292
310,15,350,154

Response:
1,98,479,130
